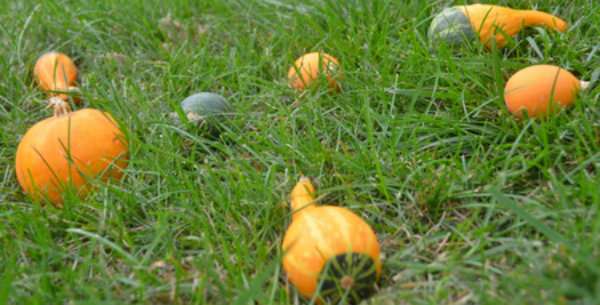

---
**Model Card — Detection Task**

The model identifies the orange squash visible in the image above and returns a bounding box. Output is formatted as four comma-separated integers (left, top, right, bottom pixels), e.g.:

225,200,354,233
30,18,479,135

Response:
15,99,128,206
504,65,589,118
282,177,381,304
288,52,342,91
33,52,79,101
429,4,568,48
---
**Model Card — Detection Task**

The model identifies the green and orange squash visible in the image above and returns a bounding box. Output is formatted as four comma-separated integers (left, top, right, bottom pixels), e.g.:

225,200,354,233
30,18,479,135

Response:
282,177,381,304
428,4,568,48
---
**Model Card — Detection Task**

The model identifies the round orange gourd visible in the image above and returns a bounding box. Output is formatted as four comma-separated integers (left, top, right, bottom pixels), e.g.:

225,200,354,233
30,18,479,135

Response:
15,99,128,206
33,52,79,101
282,177,381,304
504,65,588,118
287,52,342,91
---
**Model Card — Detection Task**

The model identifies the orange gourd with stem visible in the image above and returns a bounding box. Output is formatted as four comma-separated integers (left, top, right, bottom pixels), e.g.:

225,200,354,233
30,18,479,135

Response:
288,52,342,91
282,177,381,304
504,65,590,118
16,53,127,206
33,52,79,102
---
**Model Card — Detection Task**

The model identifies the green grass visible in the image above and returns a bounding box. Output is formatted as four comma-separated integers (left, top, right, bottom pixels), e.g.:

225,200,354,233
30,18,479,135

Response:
1,0,600,304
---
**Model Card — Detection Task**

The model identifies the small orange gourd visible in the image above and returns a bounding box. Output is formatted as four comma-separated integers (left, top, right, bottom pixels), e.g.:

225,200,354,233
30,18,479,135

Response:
504,65,589,118
282,177,381,304
33,52,79,101
15,99,128,206
288,52,342,91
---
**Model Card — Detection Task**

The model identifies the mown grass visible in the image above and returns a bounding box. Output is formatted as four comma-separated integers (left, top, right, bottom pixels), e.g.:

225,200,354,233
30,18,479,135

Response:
1,0,600,304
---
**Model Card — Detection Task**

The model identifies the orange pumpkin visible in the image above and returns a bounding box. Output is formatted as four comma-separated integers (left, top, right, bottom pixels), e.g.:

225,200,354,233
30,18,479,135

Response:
15,99,128,206
504,65,588,118
33,52,79,101
288,52,342,91
282,177,381,304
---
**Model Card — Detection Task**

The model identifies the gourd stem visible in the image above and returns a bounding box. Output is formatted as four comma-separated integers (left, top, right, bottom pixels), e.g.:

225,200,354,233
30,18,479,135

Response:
290,176,317,219
186,112,204,123
520,10,568,32
580,81,590,91
48,97,71,117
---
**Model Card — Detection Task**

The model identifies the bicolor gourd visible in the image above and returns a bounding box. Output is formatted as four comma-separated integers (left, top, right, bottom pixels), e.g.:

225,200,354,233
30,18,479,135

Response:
429,4,568,48
282,177,381,304
504,65,589,118
288,52,342,91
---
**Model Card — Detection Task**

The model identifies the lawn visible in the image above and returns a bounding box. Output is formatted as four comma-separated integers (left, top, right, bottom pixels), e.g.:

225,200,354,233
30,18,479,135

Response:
1,0,600,304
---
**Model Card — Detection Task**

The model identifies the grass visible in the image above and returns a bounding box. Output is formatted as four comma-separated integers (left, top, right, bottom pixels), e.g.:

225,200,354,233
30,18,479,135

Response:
1,0,600,304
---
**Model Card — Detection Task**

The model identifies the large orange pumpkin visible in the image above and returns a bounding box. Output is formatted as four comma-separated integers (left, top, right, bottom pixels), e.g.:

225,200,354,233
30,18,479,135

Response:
15,99,128,206
504,65,587,118
282,177,381,304
287,52,342,91
33,52,79,101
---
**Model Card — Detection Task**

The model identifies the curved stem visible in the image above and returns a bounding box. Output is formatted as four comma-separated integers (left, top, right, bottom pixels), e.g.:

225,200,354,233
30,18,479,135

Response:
48,97,71,117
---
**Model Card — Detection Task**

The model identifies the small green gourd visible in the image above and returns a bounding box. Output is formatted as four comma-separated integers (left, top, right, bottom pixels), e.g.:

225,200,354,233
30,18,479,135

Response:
170,92,231,128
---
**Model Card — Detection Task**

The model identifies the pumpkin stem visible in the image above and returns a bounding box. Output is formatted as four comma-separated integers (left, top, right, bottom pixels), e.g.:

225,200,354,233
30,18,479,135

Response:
48,97,71,117
520,10,568,32
290,176,317,218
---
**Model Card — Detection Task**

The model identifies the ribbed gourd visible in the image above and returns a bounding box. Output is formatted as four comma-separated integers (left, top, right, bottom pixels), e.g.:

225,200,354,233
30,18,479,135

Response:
288,52,342,91
15,98,128,206
282,177,381,304
428,4,568,48
504,65,589,118
33,52,79,102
